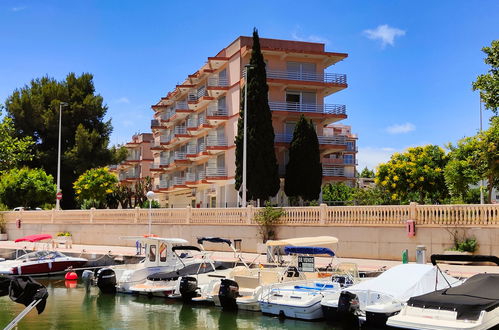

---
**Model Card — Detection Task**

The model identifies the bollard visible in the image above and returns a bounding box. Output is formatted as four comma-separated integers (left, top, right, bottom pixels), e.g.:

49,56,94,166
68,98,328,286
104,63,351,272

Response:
402,249,408,264
416,245,427,264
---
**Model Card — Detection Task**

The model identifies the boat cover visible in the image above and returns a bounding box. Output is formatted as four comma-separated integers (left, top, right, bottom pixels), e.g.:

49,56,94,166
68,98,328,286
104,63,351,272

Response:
407,273,499,320
345,264,460,302
147,261,223,281
284,246,335,256
9,276,49,314
197,237,232,246
172,246,201,252
14,234,53,243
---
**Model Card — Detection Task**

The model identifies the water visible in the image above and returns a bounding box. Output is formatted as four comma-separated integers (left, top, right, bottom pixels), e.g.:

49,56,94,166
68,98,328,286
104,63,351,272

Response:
0,279,352,330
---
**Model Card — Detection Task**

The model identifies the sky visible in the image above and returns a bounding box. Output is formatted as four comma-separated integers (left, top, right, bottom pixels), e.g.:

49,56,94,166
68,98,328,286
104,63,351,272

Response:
0,1,497,171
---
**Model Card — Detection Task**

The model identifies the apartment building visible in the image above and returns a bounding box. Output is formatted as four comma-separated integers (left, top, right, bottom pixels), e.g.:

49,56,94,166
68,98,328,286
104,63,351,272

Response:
150,36,357,207
113,133,154,185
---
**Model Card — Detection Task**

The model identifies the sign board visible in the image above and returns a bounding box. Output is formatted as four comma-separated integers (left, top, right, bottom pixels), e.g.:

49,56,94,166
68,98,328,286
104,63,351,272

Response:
56,192,63,200
297,256,315,272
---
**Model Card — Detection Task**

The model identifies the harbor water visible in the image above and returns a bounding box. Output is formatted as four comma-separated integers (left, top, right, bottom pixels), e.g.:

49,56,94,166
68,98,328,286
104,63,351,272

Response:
0,278,353,329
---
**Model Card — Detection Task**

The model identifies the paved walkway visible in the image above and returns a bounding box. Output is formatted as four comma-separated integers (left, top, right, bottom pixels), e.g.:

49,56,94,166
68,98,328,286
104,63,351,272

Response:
1,240,497,278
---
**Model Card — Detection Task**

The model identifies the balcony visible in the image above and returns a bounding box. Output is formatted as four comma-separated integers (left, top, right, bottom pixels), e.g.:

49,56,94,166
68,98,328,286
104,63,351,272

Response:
174,152,188,161
187,116,208,132
207,76,229,97
274,134,347,147
269,102,346,115
267,70,347,84
187,143,206,155
206,136,228,152
206,105,229,124
323,158,358,166
151,119,162,128
119,170,139,181
186,171,206,183
172,177,186,186
206,167,228,179
156,180,170,190
188,89,214,110
322,166,345,177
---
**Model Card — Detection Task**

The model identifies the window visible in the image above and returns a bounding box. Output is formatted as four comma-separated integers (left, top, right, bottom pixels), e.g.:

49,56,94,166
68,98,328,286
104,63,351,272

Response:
344,154,354,164
159,243,167,262
210,196,217,208
149,245,156,262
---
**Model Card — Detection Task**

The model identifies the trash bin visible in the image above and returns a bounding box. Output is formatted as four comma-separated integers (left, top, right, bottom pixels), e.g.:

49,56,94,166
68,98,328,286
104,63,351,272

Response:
402,249,408,264
416,245,427,264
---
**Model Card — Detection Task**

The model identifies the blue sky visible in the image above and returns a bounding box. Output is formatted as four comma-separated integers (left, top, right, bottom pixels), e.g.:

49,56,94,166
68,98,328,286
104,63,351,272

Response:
0,1,497,170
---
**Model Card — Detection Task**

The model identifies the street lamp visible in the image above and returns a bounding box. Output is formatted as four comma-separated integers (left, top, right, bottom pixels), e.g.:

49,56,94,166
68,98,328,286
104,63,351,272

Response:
242,64,255,208
56,102,68,210
479,97,484,204
146,191,155,235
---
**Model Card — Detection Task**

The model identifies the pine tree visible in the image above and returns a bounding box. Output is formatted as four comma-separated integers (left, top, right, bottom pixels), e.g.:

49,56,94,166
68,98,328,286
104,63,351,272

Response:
284,115,322,202
235,28,280,202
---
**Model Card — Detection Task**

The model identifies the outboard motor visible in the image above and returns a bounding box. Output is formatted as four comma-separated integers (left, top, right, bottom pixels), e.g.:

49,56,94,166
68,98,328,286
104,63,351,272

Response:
96,268,116,294
218,279,239,311
82,270,95,291
179,276,198,302
338,291,359,314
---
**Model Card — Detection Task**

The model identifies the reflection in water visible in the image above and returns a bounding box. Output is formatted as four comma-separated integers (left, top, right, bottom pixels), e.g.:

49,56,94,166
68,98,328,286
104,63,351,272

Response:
0,278,352,329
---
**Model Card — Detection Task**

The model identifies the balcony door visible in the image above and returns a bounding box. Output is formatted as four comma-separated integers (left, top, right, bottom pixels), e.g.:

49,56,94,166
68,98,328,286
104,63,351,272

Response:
286,91,316,112
287,62,316,80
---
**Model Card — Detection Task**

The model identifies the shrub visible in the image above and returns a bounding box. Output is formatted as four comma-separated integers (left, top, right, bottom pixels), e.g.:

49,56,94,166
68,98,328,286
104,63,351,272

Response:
254,202,285,242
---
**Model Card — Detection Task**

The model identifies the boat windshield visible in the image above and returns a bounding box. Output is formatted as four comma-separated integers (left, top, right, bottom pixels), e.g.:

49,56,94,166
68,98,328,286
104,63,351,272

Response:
16,250,66,261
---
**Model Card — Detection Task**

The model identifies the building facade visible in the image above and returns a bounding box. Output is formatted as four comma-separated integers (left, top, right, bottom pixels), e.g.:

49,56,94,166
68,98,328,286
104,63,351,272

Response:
113,133,154,186
150,36,357,207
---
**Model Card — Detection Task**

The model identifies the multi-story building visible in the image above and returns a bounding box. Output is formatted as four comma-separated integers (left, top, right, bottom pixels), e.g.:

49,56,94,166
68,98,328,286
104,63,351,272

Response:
150,36,357,207
113,133,154,185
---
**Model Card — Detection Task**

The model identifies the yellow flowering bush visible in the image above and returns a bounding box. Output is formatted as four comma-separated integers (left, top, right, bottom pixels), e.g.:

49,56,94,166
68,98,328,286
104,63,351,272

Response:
73,167,118,209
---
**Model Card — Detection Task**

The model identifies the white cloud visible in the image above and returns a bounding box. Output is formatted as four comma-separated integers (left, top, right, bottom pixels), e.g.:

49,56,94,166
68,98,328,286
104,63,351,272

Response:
115,97,130,104
386,122,416,134
363,24,406,47
357,147,398,171
291,27,330,45
11,6,27,12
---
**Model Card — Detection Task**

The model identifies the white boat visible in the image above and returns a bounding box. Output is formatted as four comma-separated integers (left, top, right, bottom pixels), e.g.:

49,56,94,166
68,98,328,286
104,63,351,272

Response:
96,236,197,294
321,263,461,327
387,254,499,330
217,236,341,312
0,234,87,276
257,245,357,320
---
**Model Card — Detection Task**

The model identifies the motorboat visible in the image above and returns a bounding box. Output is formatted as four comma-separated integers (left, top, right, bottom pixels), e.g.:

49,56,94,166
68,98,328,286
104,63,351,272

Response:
217,236,341,312
129,245,222,297
96,236,198,294
322,263,461,327
0,234,87,276
387,254,499,330
257,246,357,320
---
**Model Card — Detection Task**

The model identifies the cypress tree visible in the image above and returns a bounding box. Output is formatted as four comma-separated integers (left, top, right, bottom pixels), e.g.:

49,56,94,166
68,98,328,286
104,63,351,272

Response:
284,115,322,202
235,29,280,202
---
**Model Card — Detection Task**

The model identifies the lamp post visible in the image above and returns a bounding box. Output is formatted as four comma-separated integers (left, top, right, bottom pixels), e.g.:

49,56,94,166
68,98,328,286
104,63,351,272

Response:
146,191,155,235
479,97,484,204
242,64,255,208
56,102,68,210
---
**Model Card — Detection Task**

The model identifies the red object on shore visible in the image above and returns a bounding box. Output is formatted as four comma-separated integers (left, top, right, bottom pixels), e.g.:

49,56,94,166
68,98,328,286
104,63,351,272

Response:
65,271,78,280
65,280,77,288
14,234,53,243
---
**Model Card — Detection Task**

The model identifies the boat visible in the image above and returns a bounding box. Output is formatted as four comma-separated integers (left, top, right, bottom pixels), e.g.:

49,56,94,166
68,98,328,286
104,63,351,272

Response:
96,236,198,294
128,245,222,297
217,236,342,312
387,254,499,330
0,234,87,276
322,263,461,327
257,245,357,320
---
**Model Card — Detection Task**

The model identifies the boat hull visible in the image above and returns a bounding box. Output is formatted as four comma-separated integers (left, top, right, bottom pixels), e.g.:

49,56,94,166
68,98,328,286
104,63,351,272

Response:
260,300,324,320
10,260,87,276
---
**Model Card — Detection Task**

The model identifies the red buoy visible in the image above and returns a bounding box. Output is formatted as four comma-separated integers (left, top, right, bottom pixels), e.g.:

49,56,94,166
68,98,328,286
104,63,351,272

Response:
65,271,78,280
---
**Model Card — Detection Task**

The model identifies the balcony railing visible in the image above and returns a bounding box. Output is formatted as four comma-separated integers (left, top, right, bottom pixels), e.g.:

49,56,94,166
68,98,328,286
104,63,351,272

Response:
175,101,188,110
266,70,347,84
174,152,187,161
207,105,228,117
187,116,207,128
207,76,229,87
187,143,206,154
206,167,227,177
275,134,347,145
173,177,186,186
151,119,161,127
174,126,187,135
206,136,227,147
269,102,346,115
322,166,345,177
188,88,208,102
186,171,206,182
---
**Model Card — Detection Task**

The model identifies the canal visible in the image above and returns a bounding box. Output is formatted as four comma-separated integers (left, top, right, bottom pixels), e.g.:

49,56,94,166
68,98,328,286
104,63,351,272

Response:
0,278,352,329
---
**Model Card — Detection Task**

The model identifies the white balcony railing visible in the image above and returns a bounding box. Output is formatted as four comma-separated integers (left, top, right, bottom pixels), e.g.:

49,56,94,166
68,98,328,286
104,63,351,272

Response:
187,143,206,154
207,105,228,117
322,166,345,177
206,136,227,147
269,102,346,115
274,134,347,145
266,70,347,84
186,171,206,182
207,76,229,87
174,126,187,135
173,177,186,185
206,167,227,177
174,152,187,160
175,101,188,110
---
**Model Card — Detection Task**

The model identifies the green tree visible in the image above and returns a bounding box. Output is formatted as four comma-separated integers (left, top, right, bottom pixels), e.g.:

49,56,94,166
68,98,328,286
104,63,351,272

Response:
477,117,499,202
284,115,322,202
73,167,118,209
348,186,392,205
4,73,118,208
322,182,355,205
376,145,449,204
359,167,375,178
0,167,56,209
473,40,499,114
0,107,34,172
235,28,280,202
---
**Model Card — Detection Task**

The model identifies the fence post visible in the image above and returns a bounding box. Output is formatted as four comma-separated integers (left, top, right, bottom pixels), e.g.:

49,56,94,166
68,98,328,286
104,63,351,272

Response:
410,202,418,222
90,207,95,223
247,205,253,224
51,208,55,223
186,205,191,224
320,204,327,225
134,206,140,224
